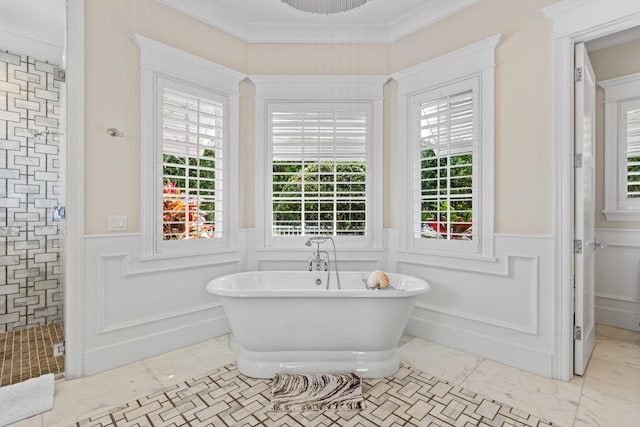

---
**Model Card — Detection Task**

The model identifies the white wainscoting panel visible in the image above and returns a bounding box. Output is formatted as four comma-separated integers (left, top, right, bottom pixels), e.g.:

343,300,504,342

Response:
83,230,561,379
83,234,240,375
595,229,640,332
389,233,556,377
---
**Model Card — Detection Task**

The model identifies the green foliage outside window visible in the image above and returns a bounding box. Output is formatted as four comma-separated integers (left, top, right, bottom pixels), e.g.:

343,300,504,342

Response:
272,161,366,236
629,155,640,198
420,148,473,239
162,149,217,240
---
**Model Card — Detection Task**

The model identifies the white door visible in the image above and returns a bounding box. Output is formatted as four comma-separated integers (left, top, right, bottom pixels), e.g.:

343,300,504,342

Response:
574,42,596,376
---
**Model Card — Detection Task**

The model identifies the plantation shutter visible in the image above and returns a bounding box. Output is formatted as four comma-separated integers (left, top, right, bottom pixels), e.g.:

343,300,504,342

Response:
626,106,640,199
417,87,474,240
160,81,225,240
271,107,368,236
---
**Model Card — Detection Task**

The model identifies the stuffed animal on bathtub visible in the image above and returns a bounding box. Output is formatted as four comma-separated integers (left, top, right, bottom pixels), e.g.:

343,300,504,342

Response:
367,270,390,289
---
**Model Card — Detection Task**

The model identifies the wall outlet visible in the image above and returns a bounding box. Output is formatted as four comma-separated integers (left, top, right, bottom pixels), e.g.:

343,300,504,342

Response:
108,215,128,231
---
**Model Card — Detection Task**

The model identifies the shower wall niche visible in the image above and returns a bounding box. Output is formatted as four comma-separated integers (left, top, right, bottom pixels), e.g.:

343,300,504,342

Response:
0,49,65,332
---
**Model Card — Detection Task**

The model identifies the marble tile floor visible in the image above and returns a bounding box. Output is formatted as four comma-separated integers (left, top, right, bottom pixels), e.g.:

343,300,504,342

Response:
7,324,640,427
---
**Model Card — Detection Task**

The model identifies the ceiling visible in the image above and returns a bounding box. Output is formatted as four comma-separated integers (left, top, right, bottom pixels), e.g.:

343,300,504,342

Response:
0,0,66,63
156,0,481,44
3,0,640,63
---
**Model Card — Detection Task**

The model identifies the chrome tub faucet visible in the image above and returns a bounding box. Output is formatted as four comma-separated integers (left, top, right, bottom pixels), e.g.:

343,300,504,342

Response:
304,236,342,290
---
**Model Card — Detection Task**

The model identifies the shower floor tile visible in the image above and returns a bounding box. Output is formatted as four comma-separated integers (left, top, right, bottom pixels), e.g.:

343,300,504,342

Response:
0,323,64,386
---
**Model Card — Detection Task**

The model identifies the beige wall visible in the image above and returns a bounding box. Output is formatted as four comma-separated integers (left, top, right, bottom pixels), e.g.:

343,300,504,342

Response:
84,0,247,233
84,0,558,235
590,39,640,230
248,43,389,76
389,0,557,234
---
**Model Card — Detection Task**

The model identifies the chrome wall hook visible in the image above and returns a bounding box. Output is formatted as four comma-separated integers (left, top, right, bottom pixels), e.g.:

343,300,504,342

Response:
107,128,124,137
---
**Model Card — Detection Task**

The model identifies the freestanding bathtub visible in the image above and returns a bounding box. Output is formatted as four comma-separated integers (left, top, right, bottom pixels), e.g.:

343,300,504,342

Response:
206,271,430,378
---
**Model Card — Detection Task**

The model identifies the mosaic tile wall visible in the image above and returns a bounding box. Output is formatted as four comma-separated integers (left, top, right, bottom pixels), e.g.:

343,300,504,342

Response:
0,49,64,332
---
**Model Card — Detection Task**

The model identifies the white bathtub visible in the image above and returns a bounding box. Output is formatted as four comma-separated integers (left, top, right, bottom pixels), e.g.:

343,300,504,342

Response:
206,271,430,378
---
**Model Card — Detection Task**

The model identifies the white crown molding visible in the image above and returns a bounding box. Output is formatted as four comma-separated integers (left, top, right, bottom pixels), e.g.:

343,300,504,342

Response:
543,0,640,40
155,0,480,44
386,0,481,42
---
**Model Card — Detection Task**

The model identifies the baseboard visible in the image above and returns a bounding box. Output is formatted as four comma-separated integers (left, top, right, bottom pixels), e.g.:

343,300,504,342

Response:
595,299,640,332
83,315,230,376
405,316,554,378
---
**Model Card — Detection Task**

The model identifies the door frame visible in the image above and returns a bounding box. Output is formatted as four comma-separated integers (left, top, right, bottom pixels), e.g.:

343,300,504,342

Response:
64,0,86,379
544,0,640,381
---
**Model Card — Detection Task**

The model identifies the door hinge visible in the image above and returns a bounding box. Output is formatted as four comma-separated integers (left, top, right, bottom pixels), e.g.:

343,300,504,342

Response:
575,66,583,82
574,325,582,341
575,153,583,168
574,239,583,254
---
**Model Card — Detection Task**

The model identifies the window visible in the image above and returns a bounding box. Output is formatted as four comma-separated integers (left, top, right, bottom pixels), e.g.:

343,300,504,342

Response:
253,76,385,248
135,34,245,257
625,104,640,200
159,79,224,241
270,105,368,237
600,72,640,221
416,83,475,242
394,35,501,257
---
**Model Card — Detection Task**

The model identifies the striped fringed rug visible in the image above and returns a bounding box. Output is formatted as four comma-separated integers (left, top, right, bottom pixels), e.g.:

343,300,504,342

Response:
269,372,365,411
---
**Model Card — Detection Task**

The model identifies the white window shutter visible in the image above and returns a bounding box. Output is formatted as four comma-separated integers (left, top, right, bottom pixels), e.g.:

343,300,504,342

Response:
625,106,640,199
417,87,474,241
270,107,368,236
159,80,226,240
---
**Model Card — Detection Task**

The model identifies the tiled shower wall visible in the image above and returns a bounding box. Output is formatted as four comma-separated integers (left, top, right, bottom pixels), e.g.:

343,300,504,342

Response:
0,50,64,332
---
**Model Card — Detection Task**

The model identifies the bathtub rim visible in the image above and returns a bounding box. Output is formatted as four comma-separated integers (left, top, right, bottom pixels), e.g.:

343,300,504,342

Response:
206,270,430,298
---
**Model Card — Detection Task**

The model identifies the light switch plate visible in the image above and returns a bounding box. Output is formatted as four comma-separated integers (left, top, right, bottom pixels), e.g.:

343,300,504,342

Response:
108,215,128,231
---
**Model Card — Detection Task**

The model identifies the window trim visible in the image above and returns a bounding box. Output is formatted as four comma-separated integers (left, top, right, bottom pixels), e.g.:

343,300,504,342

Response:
599,72,640,222
253,75,386,249
393,34,502,258
134,34,245,258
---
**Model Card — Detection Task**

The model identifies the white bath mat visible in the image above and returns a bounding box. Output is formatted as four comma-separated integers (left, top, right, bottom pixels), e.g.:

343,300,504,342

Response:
269,372,365,411
0,373,55,426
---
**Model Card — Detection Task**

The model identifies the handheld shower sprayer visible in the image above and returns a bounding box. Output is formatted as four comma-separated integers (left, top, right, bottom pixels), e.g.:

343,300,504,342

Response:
304,236,327,246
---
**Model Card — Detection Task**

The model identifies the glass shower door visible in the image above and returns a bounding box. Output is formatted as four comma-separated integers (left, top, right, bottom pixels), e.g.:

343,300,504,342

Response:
0,49,65,385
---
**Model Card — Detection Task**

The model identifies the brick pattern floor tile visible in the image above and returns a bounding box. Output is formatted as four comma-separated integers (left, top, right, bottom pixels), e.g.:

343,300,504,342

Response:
73,363,556,427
